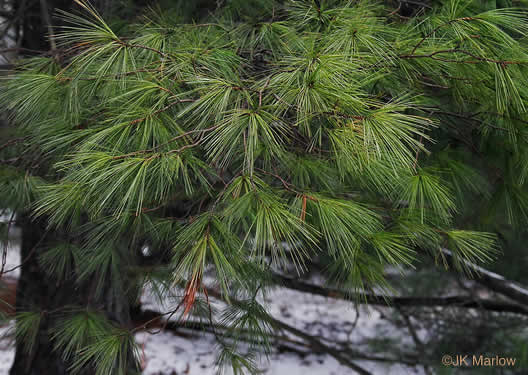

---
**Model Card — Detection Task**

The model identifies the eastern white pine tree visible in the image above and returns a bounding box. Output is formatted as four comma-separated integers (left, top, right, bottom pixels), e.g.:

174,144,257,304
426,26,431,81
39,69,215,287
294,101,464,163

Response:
1,0,528,373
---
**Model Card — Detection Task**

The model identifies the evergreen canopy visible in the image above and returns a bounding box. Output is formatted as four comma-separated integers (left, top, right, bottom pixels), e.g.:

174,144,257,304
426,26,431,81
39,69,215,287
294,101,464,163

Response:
2,0,528,373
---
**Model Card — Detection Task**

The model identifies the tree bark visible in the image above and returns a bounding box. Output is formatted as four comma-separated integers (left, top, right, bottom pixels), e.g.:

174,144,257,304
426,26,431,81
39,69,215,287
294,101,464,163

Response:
9,217,69,375
12,0,118,52
13,0,69,51
9,216,140,375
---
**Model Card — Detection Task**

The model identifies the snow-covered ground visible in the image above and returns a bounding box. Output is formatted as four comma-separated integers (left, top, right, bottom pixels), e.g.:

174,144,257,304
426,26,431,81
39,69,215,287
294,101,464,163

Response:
0,235,424,375
135,285,424,375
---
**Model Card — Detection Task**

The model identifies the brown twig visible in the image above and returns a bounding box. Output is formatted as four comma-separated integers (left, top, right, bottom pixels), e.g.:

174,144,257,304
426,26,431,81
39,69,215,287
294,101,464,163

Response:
1,228,50,277
411,17,479,55
401,49,523,65
111,124,219,161
0,138,26,152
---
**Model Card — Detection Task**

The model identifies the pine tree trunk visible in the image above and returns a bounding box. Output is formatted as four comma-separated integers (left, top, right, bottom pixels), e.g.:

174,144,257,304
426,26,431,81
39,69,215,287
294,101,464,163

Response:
9,217,69,375
9,216,140,375
13,0,118,51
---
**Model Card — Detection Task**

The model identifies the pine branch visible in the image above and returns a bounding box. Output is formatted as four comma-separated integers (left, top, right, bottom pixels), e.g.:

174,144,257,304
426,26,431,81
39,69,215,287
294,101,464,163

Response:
111,123,218,160
0,138,27,152
410,17,480,54
270,316,374,375
116,41,168,58
400,49,523,65
6,2,528,373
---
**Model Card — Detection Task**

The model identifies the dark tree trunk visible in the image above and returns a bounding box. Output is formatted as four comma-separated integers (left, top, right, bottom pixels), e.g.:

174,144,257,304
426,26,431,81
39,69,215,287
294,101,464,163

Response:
9,216,140,375
14,0,71,51
9,217,69,375
13,0,119,52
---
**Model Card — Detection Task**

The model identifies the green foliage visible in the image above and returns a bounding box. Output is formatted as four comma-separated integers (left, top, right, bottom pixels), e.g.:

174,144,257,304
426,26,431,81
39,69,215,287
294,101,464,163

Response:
52,311,114,362
38,244,78,281
224,186,317,268
446,230,499,273
217,298,275,372
11,312,42,355
172,212,248,297
71,328,139,375
304,195,381,261
3,0,528,373
395,168,456,225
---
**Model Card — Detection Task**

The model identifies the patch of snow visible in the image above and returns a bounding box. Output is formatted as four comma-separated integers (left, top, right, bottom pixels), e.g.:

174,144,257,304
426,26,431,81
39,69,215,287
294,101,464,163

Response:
136,282,423,375
2,236,21,279
0,324,14,374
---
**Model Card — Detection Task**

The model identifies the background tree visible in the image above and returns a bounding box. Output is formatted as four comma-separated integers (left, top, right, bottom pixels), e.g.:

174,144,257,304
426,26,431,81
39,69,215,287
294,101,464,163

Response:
1,0,528,374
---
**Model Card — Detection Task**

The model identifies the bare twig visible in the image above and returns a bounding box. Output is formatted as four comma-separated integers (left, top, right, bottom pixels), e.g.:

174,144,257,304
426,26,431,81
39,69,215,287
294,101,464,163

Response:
0,212,15,277
203,287,374,375
411,17,479,55
397,309,433,375
401,49,523,65
1,228,50,277
111,123,219,161
0,138,26,152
